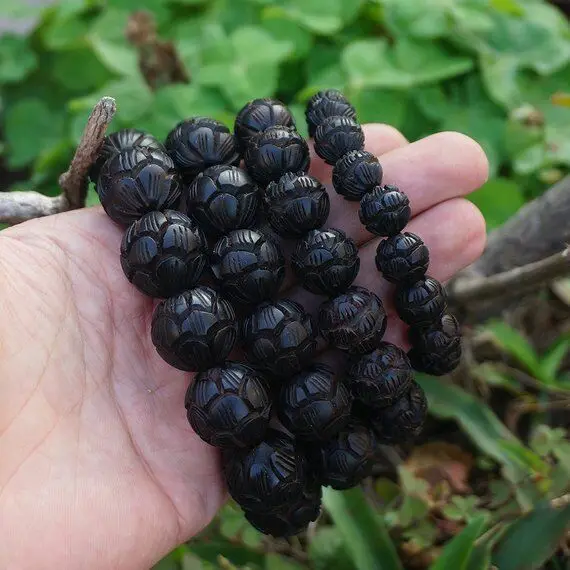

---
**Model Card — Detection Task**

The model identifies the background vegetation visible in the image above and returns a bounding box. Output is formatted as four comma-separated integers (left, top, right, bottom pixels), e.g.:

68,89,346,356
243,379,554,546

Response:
1,0,570,568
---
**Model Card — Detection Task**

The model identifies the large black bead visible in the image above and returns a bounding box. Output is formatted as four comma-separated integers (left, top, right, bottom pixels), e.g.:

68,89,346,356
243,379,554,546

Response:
244,126,310,187
332,150,383,201
347,342,413,409
185,362,272,449
292,228,360,297
151,286,238,372
120,210,207,298
165,117,240,181
395,277,447,328
314,116,364,166
263,172,330,238
97,148,181,226
318,286,387,354
379,382,428,442
306,89,357,138
211,229,285,306
184,165,260,236
359,185,411,236
242,299,317,378
375,232,430,284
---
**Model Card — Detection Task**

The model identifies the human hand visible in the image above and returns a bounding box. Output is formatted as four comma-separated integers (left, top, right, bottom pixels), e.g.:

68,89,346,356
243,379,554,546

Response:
0,125,488,570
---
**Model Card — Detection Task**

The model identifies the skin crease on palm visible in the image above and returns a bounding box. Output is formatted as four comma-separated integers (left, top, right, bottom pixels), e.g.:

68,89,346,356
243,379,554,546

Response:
0,124,488,570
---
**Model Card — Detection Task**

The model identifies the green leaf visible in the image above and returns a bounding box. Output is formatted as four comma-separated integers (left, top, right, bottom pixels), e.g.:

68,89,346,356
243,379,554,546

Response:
41,11,90,50
539,339,570,385
190,538,265,568
265,0,349,35
308,526,357,570
264,554,305,570
260,16,313,60
348,89,409,131
50,48,113,92
322,487,403,570
0,34,37,83
89,36,139,77
497,441,550,476
469,178,525,230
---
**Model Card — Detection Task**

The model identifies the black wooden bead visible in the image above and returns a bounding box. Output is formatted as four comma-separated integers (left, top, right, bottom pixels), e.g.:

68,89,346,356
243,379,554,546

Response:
184,165,260,236
318,286,387,354
185,362,272,449
120,210,207,298
242,299,317,378
244,126,310,186
359,185,411,236
379,382,428,442
211,229,285,306
395,277,447,328
332,150,383,201
306,89,357,138
278,364,352,442
263,172,330,238
151,286,238,372
314,116,364,166
97,148,181,226
375,232,430,284
292,228,360,297
347,342,413,409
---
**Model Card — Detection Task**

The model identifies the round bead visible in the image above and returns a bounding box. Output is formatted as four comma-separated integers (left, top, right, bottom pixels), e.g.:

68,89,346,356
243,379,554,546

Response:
379,382,428,442
375,232,430,284
318,286,387,354
120,210,207,298
151,286,238,372
332,150,383,201
347,342,413,409
359,185,411,236
395,277,447,328
244,126,310,187
242,299,317,378
234,98,296,150
97,148,181,226
165,117,240,181
306,89,357,138
224,429,309,512
278,364,353,442
292,228,360,297
184,165,260,236
263,172,330,238
314,116,365,166
185,362,272,449
89,128,165,183
211,229,285,306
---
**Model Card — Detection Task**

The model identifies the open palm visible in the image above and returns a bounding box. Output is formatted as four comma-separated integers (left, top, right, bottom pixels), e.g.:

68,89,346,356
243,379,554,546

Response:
0,125,488,570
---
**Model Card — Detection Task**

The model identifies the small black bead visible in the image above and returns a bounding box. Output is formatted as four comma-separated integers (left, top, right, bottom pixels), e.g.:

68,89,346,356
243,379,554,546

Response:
120,210,208,298
379,382,428,442
244,126,310,186
184,165,260,236
314,116,365,166
359,185,411,236
151,286,238,372
235,98,296,150
395,277,447,328
292,228,360,297
306,89,357,138
375,232,430,284
318,286,387,354
333,150,383,201
263,172,330,238
242,299,317,378
211,229,285,306
97,148,181,226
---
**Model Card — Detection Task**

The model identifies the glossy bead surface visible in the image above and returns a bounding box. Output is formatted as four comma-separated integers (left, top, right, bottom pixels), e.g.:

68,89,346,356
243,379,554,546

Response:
347,342,413,409
244,126,310,186
234,98,296,150
359,185,411,237
379,382,428,442
263,172,330,238
184,165,260,236
292,228,360,297
314,116,365,166
211,229,285,306
185,362,272,448
97,148,181,226
332,150,383,201
120,210,207,298
306,89,357,138
242,299,317,378
318,286,387,354
165,117,240,181
375,232,430,284
395,277,447,328
278,364,352,442
151,286,238,372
